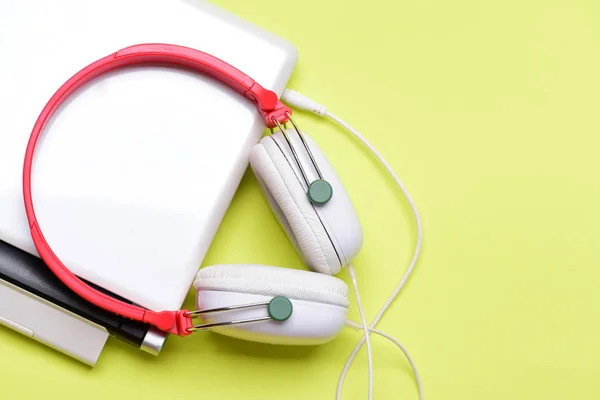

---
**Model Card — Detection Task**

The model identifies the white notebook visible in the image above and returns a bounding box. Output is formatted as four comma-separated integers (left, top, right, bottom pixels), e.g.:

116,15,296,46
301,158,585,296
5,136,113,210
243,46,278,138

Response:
0,0,297,311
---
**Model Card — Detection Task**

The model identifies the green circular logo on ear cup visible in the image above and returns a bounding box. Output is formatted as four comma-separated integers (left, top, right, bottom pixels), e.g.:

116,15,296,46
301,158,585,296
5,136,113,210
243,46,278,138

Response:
308,179,333,205
267,296,293,321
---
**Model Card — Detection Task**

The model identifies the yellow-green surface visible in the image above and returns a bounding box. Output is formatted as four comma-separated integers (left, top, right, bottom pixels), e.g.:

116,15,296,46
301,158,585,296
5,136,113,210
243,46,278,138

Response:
2,0,600,398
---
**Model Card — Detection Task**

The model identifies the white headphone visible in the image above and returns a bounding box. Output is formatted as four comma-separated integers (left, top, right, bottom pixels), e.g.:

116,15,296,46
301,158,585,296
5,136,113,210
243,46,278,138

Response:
194,125,362,342
193,90,424,399
22,44,423,399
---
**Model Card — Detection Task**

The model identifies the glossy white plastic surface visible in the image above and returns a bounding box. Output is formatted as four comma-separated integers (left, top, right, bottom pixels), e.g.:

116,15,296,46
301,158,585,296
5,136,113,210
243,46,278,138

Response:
0,0,297,311
0,278,109,366
196,290,348,345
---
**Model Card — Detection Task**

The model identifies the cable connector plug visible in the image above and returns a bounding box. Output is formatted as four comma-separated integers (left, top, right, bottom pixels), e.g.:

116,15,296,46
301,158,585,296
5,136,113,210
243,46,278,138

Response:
282,89,327,116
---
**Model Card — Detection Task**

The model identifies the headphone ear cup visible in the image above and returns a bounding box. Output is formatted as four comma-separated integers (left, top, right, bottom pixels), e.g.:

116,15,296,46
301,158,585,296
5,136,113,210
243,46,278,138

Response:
249,130,362,275
193,264,349,345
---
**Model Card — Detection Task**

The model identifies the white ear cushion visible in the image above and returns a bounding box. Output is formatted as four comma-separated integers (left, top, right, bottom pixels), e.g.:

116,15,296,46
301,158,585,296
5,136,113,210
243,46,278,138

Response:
253,169,305,265
193,264,349,308
249,130,363,275
250,142,340,275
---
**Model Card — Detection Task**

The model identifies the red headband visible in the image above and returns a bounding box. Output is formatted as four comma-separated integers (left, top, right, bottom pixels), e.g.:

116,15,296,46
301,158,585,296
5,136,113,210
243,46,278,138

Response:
22,43,292,336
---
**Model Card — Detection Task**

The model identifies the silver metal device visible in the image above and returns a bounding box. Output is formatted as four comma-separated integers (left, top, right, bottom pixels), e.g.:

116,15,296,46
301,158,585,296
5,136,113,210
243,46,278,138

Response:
186,301,272,331
140,326,169,356
271,114,333,205
272,115,323,186
284,112,325,181
186,296,293,331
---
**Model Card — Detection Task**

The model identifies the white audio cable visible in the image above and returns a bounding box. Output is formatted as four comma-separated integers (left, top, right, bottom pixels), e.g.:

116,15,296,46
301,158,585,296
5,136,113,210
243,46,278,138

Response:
347,264,373,400
344,320,424,400
281,89,424,400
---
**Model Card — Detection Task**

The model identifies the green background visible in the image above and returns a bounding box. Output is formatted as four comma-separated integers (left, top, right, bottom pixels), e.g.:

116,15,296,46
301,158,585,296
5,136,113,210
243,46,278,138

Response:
2,0,600,398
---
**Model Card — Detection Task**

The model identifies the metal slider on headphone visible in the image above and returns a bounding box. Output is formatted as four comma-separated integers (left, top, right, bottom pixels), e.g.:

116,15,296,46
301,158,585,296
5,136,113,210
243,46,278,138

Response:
271,113,333,205
185,296,293,332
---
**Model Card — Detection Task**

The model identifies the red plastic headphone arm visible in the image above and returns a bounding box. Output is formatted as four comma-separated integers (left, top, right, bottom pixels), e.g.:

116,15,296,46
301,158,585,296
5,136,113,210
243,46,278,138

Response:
114,44,291,128
22,43,290,336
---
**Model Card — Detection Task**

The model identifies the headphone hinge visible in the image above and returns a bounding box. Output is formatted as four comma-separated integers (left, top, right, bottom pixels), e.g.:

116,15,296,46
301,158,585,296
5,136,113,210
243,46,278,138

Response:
244,83,291,128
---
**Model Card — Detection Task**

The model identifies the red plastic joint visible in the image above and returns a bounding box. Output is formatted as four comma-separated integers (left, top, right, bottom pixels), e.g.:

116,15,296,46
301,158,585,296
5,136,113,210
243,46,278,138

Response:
245,83,291,128
170,310,194,336
143,309,194,336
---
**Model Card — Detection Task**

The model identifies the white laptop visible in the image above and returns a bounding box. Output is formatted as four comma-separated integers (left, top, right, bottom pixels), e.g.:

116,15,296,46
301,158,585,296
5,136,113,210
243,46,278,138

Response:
0,0,297,361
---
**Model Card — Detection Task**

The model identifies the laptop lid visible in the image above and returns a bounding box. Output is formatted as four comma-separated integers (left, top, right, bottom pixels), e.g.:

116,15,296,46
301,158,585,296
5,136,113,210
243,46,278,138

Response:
0,0,297,311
